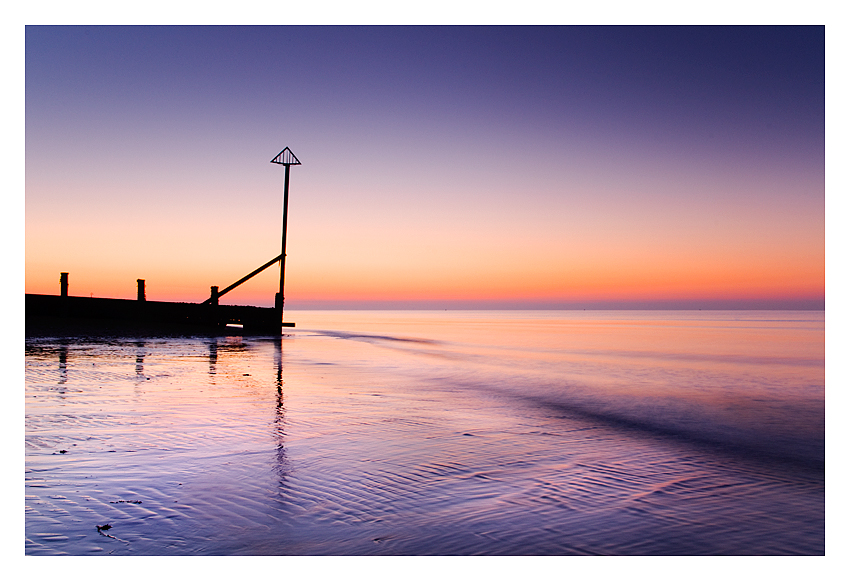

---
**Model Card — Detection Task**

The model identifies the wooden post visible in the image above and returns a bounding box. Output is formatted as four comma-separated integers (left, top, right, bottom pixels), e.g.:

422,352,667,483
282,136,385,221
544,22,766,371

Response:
137,279,146,301
270,147,300,326
210,286,219,306
278,163,290,322
60,272,68,297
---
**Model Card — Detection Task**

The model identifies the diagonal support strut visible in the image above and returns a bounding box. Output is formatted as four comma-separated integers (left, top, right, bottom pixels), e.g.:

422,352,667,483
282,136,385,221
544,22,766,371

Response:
201,254,282,305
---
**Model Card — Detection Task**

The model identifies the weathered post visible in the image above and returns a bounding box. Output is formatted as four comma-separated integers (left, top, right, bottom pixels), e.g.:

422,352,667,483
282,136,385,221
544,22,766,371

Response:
60,272,68,297
280,162,291,313
137,279,146,301
270,148,301,325
207,285,220,328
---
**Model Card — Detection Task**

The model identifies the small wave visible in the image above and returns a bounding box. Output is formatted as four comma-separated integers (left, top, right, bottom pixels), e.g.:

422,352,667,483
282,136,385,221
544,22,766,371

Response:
306,330,440,346
514,390,824,472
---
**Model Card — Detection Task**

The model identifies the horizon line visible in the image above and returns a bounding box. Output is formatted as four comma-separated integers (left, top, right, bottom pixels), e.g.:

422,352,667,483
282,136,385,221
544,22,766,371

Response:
279,299,825,311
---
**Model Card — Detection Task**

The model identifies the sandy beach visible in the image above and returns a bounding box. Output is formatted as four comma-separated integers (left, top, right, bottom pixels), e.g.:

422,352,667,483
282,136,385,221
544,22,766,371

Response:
25,311,824,555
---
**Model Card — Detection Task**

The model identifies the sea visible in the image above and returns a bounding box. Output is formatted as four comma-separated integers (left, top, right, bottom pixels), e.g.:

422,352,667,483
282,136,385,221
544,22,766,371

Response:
24,310,825,556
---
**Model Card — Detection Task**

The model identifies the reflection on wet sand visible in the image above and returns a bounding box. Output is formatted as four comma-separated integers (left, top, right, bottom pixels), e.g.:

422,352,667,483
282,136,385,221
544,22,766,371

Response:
274,336,288,482
57,340,68,385
28,333,298,555
208,340,217,375
135,340,145,379
26,311,824,555
206,335,289,480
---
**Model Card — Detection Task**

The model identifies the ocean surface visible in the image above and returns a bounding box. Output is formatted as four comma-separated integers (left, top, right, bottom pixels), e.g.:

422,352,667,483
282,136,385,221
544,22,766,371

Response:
24,310,825,555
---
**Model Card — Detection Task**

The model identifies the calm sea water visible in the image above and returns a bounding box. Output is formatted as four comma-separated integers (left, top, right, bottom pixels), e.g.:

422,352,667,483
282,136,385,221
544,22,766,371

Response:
25,310,824,555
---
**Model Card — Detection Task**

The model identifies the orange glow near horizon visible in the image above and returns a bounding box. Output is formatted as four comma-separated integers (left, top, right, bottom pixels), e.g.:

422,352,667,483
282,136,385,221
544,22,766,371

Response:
25,221,824,307
25,172,825,308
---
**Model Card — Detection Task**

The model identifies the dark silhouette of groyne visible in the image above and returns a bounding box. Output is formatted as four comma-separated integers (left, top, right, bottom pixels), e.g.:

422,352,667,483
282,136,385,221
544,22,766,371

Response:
26,148,302,336
26,272,294,335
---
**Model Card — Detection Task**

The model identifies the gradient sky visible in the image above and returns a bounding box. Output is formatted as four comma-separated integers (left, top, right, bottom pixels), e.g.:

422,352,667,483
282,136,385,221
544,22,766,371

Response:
25,26,825,309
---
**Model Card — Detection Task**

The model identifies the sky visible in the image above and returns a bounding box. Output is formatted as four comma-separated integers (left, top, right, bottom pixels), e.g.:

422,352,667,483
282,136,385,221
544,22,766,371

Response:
24,25,825,309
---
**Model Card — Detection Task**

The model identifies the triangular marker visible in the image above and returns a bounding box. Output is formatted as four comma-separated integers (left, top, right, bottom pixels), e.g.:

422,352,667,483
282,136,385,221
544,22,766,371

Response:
270,147,301,166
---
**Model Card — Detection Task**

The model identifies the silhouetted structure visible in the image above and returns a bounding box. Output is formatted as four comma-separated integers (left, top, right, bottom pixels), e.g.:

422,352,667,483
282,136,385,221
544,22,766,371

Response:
26,292,283,334
26,149,302,335
270,147,301,323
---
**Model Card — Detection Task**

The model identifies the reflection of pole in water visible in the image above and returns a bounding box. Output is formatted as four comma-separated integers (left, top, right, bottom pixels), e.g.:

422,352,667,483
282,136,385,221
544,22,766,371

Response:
134,340,145,378
57,341,68,385
273,336,288,481
275,337,283,406
208,341,218,375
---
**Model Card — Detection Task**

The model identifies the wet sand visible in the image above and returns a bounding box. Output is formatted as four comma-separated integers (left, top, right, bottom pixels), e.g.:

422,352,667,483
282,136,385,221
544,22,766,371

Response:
25,311,824,555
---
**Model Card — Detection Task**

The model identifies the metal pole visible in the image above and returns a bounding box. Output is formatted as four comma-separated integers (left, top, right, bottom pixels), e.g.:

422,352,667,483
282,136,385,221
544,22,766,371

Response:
278,163,291,321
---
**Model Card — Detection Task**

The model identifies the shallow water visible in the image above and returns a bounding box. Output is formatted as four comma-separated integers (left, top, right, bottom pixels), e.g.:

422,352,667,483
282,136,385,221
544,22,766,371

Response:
25,310,824,555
